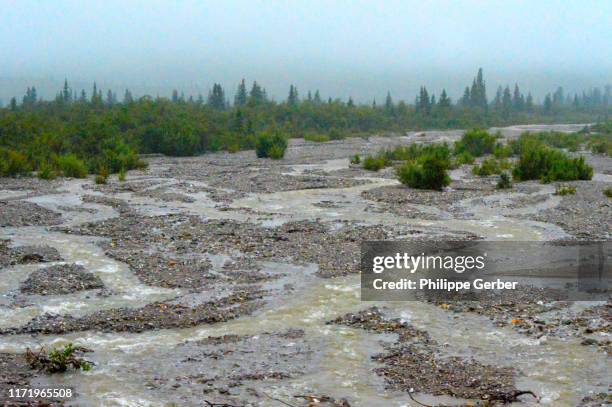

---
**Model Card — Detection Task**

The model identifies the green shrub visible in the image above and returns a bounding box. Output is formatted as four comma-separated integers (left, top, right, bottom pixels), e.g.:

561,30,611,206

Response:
0,149,31,177
100,140,142,173
381,143,451,164
493,143,512,159
472,158,509,176
227,143,240,153
454,129,497,157
118,167,127,182
554,185,576,196
267,144,286,160
350,154,361,164
94,165,109,184
26,343,92,373
363,156,386,171
454,151,474,165
304,133,330,143
37,163,56,180
512,140,592,183
496,172,512,189
396,154,450,190
528,131,587,151
255,131,288,159
328,128,345,140
589,137,611,156
604,187,612,198
56,154,88,178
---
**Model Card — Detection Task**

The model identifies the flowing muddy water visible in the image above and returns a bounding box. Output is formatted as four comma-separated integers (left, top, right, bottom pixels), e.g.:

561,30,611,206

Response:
0,124,609,406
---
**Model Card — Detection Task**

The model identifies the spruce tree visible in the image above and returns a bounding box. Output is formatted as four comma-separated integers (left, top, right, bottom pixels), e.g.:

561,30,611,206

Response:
123,89,133,104
526,93,534,112
385,91,393,112
460,87,471,106
208,83,226,110
313,90,322,105
234,79,247,107
249,81,265,106
287,85,299,107
438,89,451,108
493,86,503,111
63,79,71,103
544,94,553,113
502,86,512,116
106,90,116,106
512,84,524,111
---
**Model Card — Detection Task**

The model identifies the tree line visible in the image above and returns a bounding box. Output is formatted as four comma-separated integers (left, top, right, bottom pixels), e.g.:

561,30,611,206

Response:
0,69,610,178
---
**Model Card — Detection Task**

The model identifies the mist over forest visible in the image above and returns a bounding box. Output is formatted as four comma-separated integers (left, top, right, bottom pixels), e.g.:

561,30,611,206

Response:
0,0,610,103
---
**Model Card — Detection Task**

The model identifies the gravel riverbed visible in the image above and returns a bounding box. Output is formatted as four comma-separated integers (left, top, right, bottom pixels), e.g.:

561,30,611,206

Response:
0,126,610,407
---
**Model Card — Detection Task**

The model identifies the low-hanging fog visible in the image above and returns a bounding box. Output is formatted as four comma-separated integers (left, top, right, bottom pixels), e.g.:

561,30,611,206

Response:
0,0,610,103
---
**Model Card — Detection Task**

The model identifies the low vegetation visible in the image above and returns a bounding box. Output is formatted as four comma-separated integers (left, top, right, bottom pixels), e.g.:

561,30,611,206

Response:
55,154,89,178
603,187,612,199
25,343,93,373
454,129,497,157
472,158,511,176
1,71,609,180
304,133,330,143
362,156,386,171
496,172,513,189
454,151,475,165
396,145,451,190
255,131,288,159
554,185,576,196
512,139,592,182
350,154,361,164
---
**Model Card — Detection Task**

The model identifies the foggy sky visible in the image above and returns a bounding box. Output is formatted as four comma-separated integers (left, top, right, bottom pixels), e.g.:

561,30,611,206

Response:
1,0,610,103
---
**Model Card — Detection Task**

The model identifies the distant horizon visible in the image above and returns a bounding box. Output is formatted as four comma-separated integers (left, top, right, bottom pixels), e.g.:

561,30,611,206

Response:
1,68,610,106
1,0,610,104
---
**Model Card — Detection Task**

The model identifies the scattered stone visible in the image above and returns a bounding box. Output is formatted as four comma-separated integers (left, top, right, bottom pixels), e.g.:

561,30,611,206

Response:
329,307,536,403
577,392,612,406
0,201,62,227
1,289,265,334
20,264,104,295
0,241,62,267
523,181,612,239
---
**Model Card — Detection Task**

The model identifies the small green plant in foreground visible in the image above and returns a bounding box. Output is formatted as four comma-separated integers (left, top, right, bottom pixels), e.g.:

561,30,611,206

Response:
554,185,576,196
118,167,127,182
496,172,513,189
604,187,612,198
350,154,361,165
26,343,92,373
